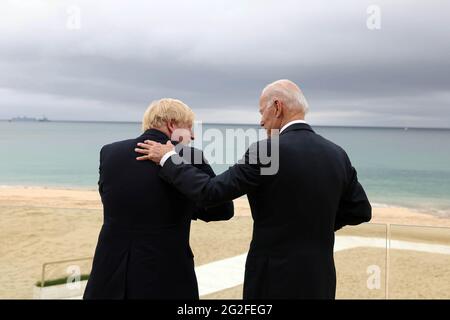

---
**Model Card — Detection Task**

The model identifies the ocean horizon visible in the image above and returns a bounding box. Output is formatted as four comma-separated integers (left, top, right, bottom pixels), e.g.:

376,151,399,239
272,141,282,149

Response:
1,120,450,217
2,119,450,130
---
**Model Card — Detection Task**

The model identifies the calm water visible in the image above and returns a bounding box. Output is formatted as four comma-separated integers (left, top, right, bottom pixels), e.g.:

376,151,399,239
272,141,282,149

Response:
1,121,449,216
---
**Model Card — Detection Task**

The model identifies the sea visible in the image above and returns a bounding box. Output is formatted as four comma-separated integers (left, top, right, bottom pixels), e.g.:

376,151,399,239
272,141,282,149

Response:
1,120,449,216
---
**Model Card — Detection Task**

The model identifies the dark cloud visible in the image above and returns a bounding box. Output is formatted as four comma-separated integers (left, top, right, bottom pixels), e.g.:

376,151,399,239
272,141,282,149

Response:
0,0,449,127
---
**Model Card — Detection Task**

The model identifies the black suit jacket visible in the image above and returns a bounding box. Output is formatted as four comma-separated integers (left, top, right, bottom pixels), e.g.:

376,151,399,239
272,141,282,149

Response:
83,129,234,299
158,123,371,299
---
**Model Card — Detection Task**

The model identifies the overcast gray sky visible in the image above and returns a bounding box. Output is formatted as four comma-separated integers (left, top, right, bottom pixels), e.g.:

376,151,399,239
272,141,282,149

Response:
1,0,449,127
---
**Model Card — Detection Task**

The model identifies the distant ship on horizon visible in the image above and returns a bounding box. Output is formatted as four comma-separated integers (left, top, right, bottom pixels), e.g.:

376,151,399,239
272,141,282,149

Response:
9,116,50,122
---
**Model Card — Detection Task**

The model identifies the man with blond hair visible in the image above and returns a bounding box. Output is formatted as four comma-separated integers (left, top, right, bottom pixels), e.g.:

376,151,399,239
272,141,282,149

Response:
136,80,371,299
84,98,234,299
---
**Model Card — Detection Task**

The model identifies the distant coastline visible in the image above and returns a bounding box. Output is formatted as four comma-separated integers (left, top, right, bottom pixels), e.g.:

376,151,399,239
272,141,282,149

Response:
8,116,49,122
0,118,449,130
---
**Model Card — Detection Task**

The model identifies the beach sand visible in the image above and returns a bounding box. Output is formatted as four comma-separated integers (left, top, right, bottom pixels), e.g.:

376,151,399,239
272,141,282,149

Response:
1,187,449,299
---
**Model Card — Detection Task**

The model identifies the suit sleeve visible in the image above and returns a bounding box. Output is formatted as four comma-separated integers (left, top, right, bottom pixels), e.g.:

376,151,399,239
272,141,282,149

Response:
187,147,234,222
335,153,372,231
98,146,105,197
160,141,272,207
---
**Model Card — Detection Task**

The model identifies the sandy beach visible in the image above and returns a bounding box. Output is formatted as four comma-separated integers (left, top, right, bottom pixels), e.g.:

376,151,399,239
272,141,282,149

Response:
1,186,449,299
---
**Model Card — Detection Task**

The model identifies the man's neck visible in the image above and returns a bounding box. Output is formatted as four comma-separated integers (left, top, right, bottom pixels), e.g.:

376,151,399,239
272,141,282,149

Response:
280,114,305,129
281,118,303,128
151,127,171,139
279,117,307,134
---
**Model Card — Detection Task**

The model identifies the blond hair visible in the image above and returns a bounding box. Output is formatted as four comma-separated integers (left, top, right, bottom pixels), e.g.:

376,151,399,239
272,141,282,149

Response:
142,98,195,131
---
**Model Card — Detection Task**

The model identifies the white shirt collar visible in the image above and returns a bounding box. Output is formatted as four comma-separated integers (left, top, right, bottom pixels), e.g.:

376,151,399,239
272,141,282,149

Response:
279,119,308,134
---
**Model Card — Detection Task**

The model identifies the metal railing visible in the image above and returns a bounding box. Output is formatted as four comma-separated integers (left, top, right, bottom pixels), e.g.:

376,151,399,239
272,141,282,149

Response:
1,205,449,299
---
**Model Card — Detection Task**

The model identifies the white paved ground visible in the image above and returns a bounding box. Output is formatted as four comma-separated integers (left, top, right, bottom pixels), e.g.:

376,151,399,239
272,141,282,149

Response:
64,235,450,299
196,235,450,296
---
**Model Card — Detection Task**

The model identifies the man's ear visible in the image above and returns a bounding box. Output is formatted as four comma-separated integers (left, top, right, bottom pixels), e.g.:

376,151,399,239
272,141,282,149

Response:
167,121,175,135
274,100,283,118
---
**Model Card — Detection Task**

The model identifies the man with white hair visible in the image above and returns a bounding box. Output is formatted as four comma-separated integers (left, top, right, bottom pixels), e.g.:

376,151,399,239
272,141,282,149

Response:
136,80,371,299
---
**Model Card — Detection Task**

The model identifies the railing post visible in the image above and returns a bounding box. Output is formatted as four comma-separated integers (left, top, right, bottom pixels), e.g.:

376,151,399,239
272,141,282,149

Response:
385,223,390,300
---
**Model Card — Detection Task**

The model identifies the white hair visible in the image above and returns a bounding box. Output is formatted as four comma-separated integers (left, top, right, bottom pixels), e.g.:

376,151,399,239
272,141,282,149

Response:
262,79,309,114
